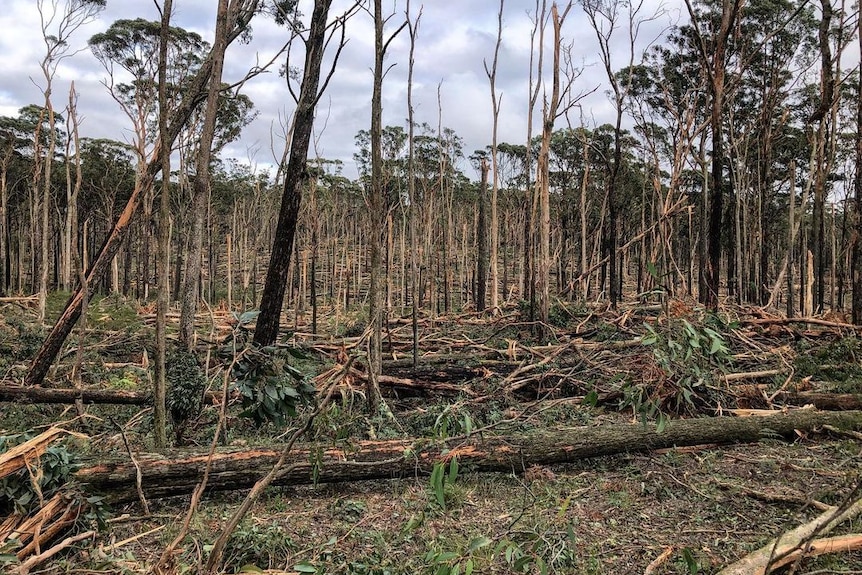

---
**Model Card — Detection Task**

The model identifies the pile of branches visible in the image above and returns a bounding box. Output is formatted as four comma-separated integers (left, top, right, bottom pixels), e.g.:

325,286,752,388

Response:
0,427,98,575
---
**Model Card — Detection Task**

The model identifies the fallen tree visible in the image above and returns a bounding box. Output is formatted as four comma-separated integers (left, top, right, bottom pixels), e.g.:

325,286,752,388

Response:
75,409,862,503
0,385,152,405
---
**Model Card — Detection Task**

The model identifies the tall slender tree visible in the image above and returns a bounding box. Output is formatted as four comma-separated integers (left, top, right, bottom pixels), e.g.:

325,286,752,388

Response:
683,0,744,309
853,13,862,324
179,0,231,349
484,0,504,311
153,0,174,450
366,0,407,412
254,0,354,346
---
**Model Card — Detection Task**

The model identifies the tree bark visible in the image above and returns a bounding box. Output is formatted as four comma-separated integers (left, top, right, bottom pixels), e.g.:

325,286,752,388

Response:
852,22,862,324
254,0,333,347
476,159,489,311
75,409,862,503
0,384,232,406
179,0,231,350
153,0,174,450
0,385,152,405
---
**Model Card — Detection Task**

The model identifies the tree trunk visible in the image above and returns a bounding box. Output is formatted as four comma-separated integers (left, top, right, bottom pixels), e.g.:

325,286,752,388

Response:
366,0,391,412
486,0,503,311
0,385,152,405
179,0,230,350
254,0,333,347
853,24,862,324
153,0,174,450
75,409,862,503
476,159,489,311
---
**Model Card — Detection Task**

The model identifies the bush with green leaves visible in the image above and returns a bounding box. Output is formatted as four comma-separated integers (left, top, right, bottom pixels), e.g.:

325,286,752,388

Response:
166,349,206,445
220,310,317,426
220,521,297,572
794,336,862,393
623,317,732,426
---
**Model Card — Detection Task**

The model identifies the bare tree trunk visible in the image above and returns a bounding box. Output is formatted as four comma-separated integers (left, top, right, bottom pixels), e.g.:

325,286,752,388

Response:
368,0,388,411
179,0,230,350
476,159,489,311
485,0,504,311
406,1,421,367
853,26,862,324
254,0,336,347
153,0,173,450
524,0,545,319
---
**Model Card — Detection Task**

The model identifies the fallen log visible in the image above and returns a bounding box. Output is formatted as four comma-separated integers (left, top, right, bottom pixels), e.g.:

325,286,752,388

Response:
0,385,152,405
774,391,862,411
75,409,862,503
733,385,862,411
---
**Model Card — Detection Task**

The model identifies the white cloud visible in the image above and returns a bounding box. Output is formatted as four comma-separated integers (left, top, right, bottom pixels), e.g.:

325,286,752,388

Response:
0,0,680,179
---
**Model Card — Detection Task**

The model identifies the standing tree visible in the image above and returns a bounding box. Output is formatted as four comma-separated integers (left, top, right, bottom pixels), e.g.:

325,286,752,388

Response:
89,17,209,298
475,155,490,311
365,0,407,412
254,0,354,346
406,0,422,367
683,0,744,309
178,0,232,349
34,0,105,321
154,0,174,449
853,11,862,324
581,0,660,309
484,0,504,311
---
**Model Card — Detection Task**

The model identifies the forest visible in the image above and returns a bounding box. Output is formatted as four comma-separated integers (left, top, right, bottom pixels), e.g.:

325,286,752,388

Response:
2,0,862,573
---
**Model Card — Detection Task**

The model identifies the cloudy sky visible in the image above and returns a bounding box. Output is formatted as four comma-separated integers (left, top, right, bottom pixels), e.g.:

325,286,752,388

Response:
0,0,681,180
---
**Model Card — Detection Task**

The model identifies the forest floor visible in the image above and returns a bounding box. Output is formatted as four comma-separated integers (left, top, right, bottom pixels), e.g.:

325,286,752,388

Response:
2,292,862,574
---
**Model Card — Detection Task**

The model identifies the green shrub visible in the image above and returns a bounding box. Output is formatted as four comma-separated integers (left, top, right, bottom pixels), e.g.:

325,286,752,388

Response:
166,349,206,445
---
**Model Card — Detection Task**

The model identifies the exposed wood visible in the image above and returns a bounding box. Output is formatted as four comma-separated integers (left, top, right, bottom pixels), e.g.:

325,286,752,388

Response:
0,426,71,479
74,409,862,503
718,496,862,575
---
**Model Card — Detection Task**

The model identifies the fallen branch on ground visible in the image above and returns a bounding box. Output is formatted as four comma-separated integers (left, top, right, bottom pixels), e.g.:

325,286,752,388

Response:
718,494,862,574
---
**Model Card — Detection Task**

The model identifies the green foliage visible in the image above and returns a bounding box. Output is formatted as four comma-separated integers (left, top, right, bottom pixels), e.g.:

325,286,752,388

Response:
680,547,700,574
220,521,297,572
432,405,473,439
0,434,78,515
623,317,732,423
425,535,491,575
220,311,316,426
794,336,862,393
0,318,44,368
428,458,460,511
166,349,206,445
495,525,578,574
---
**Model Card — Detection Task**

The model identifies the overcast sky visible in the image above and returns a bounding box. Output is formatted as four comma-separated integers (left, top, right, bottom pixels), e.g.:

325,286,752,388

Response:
0,0,681,180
